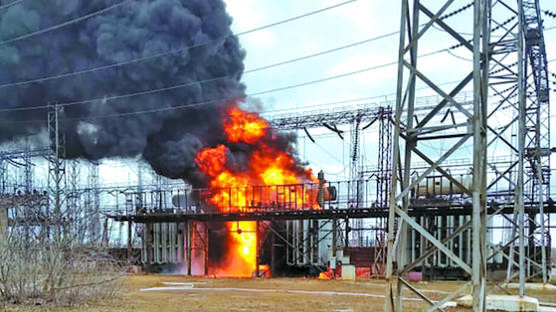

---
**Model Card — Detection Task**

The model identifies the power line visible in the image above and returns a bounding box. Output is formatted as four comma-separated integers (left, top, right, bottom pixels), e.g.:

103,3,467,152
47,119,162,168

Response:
0,0,479,90
247,59,402,97
3,14,553,100
246,32,398,72
1,49,447,124
446,24,556,60
262,78,468,116
544,25,556,32
0,0,357,89
4,42,553,118
0,34,399,113
93,52,550,122
439,1,474,20
313,140,345,165
0,0,22,10
2,2,552,118
0,48,446,114
3,0,540,93
233,0,356,37
0,0,131,47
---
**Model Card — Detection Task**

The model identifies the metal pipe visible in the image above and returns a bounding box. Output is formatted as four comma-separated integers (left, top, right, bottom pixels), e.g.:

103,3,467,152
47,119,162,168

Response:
517,0,526,295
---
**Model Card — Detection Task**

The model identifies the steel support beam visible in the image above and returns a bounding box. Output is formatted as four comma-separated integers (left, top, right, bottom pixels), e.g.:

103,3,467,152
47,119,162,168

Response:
385,1,489,311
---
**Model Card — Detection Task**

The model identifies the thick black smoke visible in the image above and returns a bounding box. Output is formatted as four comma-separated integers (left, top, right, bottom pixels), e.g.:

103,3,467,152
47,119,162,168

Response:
0,0,245,185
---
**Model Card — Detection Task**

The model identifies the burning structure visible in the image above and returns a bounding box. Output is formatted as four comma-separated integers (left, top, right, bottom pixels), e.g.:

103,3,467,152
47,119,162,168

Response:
0,0,246,186
134,104,332,277
0,0,338,279
192,104,322,276
0,4,554,312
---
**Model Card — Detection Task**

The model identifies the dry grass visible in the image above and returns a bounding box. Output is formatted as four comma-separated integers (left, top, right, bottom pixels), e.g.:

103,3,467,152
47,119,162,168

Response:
0,275,460,312
2,274,555,312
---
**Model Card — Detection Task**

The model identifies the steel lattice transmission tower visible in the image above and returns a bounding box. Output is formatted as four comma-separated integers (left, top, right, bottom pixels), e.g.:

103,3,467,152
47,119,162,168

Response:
47,103,66,239
385,0,551,310
385,0,489,311
86,161,101,241
506,0,552,287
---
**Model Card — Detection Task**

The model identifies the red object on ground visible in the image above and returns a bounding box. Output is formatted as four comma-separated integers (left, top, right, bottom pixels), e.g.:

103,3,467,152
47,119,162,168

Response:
355,267,371,279
407,271,423,281
317,268,335,280
257,265,271,278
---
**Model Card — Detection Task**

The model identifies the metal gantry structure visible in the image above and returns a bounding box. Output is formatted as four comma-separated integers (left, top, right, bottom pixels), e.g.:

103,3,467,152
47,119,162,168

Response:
267,93,473,256
514,0,551,286
268,101,395,253
375,106,392,276
0,104,105,244
385,0,551,311
0,0,552,310
47,103,66,237
0,147,50,193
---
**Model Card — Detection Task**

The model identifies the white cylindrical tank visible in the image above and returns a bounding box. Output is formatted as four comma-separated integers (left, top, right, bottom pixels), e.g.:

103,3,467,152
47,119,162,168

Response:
413,174,472,198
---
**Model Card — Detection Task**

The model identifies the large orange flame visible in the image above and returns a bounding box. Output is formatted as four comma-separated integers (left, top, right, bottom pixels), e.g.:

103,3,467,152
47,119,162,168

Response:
224,105,268,144
194,103,321,277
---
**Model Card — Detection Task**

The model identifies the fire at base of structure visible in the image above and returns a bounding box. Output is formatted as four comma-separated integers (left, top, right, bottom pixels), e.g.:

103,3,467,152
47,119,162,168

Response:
110,175,554,279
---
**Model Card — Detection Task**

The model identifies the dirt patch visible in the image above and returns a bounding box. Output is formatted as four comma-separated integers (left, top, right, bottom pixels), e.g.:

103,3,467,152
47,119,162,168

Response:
2,275,554,312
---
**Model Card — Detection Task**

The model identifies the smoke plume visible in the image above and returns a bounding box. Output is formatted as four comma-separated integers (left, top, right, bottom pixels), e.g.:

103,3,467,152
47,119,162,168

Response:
0,0,245,185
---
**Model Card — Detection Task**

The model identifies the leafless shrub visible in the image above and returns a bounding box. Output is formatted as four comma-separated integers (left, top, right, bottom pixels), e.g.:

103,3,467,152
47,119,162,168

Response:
0,201,123,307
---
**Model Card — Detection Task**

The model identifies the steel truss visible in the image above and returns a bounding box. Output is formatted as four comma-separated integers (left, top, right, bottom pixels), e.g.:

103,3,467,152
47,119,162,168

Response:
266,94,472,131
373,107,392,277
385,0,489,311
0,126,111,245
86,162,101,241
0,147,49,194
268,103,396,256
506,0,551,288
386,0,551,310
47,103,66,238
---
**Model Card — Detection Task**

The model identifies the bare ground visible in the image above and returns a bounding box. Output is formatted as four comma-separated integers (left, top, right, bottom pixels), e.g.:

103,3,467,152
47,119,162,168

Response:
2,275,555,312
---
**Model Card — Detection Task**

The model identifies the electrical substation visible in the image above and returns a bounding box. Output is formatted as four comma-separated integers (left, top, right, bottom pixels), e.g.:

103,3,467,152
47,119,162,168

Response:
1,0,555,311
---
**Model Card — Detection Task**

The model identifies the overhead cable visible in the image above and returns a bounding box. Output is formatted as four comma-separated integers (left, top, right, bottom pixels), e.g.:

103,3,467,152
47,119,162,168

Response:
1,50,447,123
0,0,22,10
62,52,552,122
0,48,444,114
440,1,474,20
0,0,132,47
0,0,357,89
2,35,393,111
4,47,551,117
